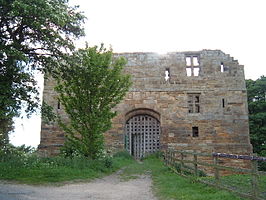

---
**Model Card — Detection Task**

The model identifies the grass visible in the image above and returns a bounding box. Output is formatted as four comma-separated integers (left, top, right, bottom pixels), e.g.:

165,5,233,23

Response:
0,150,257,199
201,173,266,199
0,151,134,185
120,155,244,200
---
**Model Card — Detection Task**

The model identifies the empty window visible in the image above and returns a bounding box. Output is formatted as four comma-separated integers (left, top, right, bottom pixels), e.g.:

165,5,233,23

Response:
165,68,170,81
185,55,200,76
186,57,191,66
193,57,199,66
192,127,199,137
194,67,200,76
188,94,200,113
222,98,225,108
57,100,61,109
221,62,224,72
186,68,192,76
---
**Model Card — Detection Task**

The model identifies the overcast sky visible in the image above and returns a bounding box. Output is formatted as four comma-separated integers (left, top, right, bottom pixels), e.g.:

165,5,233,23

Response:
10,0,266,147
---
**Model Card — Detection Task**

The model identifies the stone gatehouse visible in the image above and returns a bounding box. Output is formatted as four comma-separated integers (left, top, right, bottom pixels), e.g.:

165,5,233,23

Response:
39,50,253,161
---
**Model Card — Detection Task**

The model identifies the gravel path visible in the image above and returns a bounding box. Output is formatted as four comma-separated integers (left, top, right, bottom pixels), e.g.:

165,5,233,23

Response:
0,172,157,200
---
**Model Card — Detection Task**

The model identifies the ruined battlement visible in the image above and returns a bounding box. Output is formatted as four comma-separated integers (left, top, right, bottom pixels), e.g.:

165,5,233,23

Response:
117,50,245,92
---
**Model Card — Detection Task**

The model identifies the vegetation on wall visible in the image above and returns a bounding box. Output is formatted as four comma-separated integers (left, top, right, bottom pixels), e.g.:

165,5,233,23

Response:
246,76,266,170
55,45,131,159
0,0,85,149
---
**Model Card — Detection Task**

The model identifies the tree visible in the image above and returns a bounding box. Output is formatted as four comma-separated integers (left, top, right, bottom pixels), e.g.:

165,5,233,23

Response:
0,0,85,147
246,76,266,170
55,45,131,159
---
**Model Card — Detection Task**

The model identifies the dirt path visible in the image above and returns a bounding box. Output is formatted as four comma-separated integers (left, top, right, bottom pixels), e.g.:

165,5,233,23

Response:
0,172,157,200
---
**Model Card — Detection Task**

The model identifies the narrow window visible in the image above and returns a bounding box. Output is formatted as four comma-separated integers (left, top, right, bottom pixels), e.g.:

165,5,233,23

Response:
186,57,191,66
193,56,199,66
186,68,192,76
192,127,199,137
188,94,200,113
222,98,225,108
165,68,170,81
194,67,200,76
221,62,224,72
57,100,61,109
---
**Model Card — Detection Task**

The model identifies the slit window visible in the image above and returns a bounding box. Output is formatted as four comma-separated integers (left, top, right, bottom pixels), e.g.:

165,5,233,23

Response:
222,98,225,108
57,100,61,109
185,55,200,76
221,62,224,72
188,94,200,113
192,127,199,137
165,68,170,81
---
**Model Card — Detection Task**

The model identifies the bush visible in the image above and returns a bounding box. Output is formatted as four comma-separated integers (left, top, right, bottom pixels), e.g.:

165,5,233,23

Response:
0,144,36,162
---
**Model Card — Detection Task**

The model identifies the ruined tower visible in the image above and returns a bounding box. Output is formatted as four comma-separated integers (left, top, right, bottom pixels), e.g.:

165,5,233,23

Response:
39,50,252,160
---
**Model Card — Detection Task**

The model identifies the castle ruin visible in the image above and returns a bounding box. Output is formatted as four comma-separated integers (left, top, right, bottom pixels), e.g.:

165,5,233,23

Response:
39,50,252,165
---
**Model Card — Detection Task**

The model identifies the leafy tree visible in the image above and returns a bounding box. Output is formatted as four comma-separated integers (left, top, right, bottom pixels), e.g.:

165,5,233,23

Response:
246,76,266,170
0,0,85,146
55,45,131,159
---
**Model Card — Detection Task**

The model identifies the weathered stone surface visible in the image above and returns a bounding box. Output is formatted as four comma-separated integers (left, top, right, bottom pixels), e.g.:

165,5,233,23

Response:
39,50,252,169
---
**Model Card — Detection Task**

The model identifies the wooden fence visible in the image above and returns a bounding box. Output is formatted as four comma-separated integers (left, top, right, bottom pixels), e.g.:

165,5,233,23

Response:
164,150,266,200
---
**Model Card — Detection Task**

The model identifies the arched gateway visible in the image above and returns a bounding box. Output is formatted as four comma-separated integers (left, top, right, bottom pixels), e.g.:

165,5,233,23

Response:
125,114,160,159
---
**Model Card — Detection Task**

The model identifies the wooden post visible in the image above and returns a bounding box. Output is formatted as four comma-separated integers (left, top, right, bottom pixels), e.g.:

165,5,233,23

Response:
164,149,168,165
180,152,184,174
213,155,220,185
167,150,170,166
171,151,174,166
170,150,173,166
251,157,259,200
163,150,167,165
169,150,172,166
173,151,176,167
193,150,198,177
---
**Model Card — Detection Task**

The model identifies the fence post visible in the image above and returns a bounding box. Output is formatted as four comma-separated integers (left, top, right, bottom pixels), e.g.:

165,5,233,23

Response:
180,152,184,174
193,150,198,177
164,150,167,165
172,151,175,167
213,155,220,185
166,150,169,166
170,150,174,166
251,156,259,200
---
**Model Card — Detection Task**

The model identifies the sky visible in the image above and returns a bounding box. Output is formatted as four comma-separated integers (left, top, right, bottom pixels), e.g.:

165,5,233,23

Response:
10,0,266,147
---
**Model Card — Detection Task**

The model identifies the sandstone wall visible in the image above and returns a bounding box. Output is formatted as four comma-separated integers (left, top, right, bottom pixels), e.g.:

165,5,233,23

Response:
39,50,252,165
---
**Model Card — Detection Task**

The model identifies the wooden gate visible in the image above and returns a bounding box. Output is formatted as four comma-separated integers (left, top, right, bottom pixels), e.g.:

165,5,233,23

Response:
125,114,160,159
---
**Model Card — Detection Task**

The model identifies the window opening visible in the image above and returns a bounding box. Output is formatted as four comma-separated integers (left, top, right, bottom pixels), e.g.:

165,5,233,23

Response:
186,57,191,66
221,62,224,72
188,94,200,113
57,100,61,109
193,56,199,66
222,98,225,108
192,127,199,137
186,68,192,76
165,68,170,81
194,67,199,76
186,55,200,76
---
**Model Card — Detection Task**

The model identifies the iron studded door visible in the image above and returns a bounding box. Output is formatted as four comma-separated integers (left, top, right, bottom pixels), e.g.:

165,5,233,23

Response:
125,115,160,159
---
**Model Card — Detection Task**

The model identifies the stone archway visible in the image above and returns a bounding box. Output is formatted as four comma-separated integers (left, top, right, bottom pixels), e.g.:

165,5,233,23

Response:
125,114,161,159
